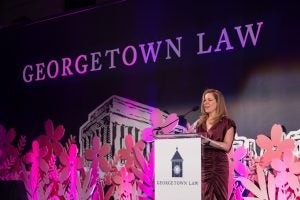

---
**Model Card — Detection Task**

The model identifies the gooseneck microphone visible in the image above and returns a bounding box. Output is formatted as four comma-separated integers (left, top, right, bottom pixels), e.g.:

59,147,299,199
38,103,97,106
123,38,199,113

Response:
180,105,199,118
153,105,200,132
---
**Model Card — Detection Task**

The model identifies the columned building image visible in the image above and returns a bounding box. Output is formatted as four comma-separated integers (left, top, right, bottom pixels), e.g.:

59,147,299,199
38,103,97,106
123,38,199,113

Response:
79,95,185,159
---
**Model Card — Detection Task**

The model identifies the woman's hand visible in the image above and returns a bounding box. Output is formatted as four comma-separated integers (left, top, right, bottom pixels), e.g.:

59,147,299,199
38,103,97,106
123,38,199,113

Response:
201,127,234,152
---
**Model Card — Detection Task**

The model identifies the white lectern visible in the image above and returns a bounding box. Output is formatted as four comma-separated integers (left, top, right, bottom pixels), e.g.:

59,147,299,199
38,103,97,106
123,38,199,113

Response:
154,133,201,200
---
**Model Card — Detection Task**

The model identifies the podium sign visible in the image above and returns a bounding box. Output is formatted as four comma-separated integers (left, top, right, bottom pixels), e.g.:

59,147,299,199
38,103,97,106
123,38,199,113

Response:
155,134,201,200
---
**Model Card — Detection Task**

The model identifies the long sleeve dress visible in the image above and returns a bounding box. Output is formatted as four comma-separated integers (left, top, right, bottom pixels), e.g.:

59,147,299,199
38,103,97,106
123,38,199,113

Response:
196,116,236,200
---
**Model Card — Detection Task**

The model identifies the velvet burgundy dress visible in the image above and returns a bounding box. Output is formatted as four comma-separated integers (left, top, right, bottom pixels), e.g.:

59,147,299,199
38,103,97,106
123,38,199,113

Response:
196,116,236,200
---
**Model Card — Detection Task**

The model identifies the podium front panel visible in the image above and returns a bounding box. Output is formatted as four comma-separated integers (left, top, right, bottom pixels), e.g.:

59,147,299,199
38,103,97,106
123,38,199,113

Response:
155,137,201,200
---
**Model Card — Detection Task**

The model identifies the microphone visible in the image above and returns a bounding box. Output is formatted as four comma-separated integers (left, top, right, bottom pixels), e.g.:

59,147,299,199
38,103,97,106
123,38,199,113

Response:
180,105,199,117
178,105,200,128
153,126,162,131
154,106,200,132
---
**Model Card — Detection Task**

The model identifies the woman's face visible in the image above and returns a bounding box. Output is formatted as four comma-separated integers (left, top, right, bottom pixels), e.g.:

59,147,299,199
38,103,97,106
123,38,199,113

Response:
203,92,217,114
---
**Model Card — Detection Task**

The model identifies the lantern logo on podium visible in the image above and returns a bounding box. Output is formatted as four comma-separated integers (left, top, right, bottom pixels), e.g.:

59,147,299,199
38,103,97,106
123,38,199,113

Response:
171,147,183,177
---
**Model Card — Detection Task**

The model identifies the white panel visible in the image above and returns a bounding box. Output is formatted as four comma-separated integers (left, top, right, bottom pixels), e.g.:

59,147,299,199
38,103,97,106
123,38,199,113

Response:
155,137,201,200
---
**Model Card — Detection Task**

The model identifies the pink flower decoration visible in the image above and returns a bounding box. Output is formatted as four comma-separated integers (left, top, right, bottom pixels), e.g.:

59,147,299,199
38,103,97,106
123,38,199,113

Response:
142,109,178,142
228,146,250,177
131,145,154,198
118,134,145,169
85,136,111,172
238,164,276,200
112,167,135,200
271,151,300,195
59,144,84,183
0,125,18,162
256,124,295,167
24,140,49,173
38,119,64,156
227,146,250,200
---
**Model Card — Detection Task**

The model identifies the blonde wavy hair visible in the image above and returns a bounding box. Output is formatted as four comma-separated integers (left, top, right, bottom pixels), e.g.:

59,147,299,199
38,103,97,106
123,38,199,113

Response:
197,89,228,127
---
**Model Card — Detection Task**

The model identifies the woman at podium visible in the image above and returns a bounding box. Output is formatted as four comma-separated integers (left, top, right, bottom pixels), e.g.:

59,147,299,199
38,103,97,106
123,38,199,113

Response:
195,89,236,200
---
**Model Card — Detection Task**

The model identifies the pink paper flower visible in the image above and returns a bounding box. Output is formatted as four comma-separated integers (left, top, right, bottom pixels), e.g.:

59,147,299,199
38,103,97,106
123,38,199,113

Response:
24,140,49,173
0,125,18,162
271,151,300,195
85,136,111,172
118,134,145,169
227,146,250,200
38,119,64,156
112,167,135,200
24,140,44,200
238,164,276,200
228,146,250,177
142,109,178,142
131,145,155,199
59,144,84,183
256,124,295,167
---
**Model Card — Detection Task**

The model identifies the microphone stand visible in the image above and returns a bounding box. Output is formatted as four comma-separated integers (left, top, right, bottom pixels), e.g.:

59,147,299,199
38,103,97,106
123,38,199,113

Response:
153,106,200,135
152,117,179,135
